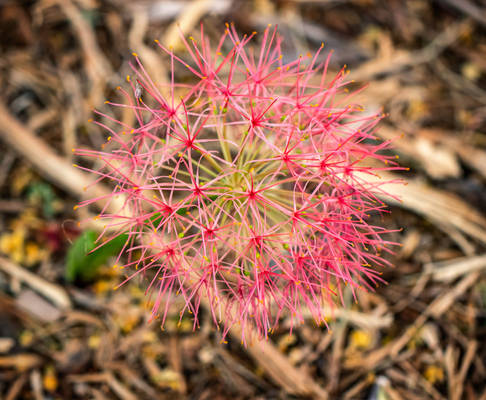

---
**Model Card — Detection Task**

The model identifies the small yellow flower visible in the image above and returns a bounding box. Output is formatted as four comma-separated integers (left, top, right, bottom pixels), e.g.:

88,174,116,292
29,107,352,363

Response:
88,335,101,349
93,280,112,296
350,329,372,350
19,330,34,347
43,366,58,392
424,365,444,384
24,242,47,266
0,229,25,264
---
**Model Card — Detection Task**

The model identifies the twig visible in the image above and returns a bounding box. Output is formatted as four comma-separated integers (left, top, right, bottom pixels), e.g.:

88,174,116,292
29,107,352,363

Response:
437,0,486,28
67,372,138,400
0,354,42,371
128,7,169,87
0,152,15,188
377,125,461,180
303,307,393,329
453,340,477,400
167,335,187,394
355,170,486,245
345,271,480,371
5,373,28,400
0,256,71,310
426,254,486,282
0,101,116,208
55,0,113,78
106,362,160,399
230,321,329,399
162,0,213,49
55,0,114,108
399,271,479,346
445,344,459,400
0,200,25,213
327,289,353,393
349,19,470,81
29,369,43,400
105,371,138,400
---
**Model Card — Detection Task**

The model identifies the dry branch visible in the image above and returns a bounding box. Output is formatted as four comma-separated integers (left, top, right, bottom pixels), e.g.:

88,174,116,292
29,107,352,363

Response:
426,254,486,282
0,256,71,310
349,19,470,82
438,0,486,28
162,0,215,49
0,101,107,202
355,171,486,245
345,271,480,371
55,0,113,79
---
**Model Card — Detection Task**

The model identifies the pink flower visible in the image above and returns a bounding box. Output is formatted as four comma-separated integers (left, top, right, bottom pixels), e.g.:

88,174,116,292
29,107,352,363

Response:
75,24,401,342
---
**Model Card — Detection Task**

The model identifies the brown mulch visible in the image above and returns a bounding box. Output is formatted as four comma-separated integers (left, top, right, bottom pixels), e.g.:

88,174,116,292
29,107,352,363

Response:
0,0,486,399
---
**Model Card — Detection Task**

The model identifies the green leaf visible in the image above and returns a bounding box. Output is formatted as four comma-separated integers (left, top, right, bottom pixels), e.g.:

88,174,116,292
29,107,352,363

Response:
65,230,127,282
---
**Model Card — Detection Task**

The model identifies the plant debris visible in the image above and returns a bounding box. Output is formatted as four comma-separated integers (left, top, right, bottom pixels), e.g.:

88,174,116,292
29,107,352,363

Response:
0,1,485,398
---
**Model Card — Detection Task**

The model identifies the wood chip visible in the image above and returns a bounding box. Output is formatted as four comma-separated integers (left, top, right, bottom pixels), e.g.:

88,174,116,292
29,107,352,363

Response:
426,254,486,282
0,354,43,371
0,256,71,310
355,171,486,245
15,289,62,322
162,0,214,49
0,337,15,353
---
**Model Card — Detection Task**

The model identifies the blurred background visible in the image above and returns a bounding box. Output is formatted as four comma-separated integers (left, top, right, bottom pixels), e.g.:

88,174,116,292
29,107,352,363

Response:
1,0,486,399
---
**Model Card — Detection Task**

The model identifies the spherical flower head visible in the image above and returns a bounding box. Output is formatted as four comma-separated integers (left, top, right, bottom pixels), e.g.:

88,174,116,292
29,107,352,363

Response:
75,24,401,342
